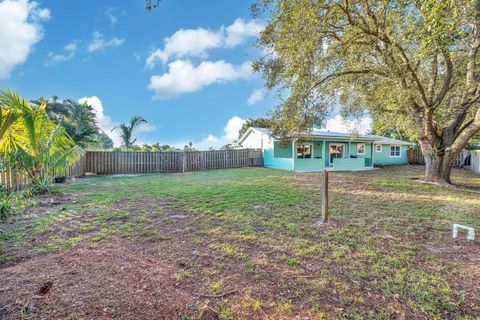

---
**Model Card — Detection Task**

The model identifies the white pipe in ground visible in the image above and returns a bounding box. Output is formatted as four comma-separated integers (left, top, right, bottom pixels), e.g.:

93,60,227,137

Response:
452,224,475,241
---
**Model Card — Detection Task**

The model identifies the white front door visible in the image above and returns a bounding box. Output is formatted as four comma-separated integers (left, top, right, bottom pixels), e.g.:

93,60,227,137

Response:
329,144,344,165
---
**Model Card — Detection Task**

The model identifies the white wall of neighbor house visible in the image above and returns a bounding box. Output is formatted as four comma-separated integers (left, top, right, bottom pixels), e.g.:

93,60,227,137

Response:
241,130,265,149
469,150,480,174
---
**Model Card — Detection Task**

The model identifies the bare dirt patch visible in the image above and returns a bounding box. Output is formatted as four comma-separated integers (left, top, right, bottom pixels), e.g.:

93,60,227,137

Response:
1,167,480,319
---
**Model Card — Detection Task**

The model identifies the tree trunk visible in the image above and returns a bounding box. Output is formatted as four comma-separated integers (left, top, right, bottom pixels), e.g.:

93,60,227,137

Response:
423,153,452,184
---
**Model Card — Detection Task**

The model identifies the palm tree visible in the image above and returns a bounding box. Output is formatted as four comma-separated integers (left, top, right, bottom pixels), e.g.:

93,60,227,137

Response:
0,90,82,192
62,100,99,147
0,92,24,152
112,116,147,150
34,97,101,148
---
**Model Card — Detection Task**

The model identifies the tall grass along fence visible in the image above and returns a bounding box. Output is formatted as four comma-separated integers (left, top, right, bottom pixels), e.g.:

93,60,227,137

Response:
85,149,263,174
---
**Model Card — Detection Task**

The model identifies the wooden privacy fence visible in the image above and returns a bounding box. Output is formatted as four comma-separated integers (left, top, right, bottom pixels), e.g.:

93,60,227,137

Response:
1,155,86,192
0,163,32,192
0,149,263,192
85,149,263,174
407,148,425,165
408,148,471,167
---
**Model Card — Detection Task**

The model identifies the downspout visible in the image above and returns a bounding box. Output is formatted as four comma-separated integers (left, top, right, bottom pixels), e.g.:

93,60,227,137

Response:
323,140,327,167
291,139,297,171
371,142,374,167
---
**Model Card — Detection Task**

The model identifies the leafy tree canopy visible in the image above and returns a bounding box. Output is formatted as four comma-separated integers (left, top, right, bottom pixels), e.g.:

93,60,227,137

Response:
31,97,109,149
254,0,480,183
146,0,161,11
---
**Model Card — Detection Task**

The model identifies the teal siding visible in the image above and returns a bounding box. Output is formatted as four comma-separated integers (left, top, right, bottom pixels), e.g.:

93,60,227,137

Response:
264,142,293,170
333,158,367,170
261,138,410,172
313,141,323,158
324,141,374,167
373,144,409,165
349,142,372,158
274,141,292,158
294,158,325,172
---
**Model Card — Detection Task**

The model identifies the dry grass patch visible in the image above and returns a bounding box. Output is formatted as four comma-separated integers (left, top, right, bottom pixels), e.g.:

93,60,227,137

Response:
0,166,479,319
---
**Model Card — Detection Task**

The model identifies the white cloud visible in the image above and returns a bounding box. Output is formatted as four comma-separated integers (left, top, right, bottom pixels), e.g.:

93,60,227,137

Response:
224,18,264,48
105,7,118,26
223,116,245,140
145,18,263,68
154,116,246,150
0,0,50,79
194,116,246,149
146,28,223,68
247,88,265,105
137,122,158,133
46,40,79,65
148,59,252,99
87,31,124,52
78,96,158,147
206,134,219,142
78,96,121,146
322,114,372,134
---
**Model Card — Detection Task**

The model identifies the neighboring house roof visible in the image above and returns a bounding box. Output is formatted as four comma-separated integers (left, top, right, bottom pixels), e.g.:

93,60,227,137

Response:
365,135,416,146
238,127,415,146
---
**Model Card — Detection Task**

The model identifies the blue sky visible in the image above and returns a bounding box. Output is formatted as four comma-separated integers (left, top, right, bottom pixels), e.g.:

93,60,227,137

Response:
0,0,371,149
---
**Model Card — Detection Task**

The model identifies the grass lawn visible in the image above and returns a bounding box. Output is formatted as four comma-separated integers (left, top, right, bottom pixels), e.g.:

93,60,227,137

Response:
0,165,479,319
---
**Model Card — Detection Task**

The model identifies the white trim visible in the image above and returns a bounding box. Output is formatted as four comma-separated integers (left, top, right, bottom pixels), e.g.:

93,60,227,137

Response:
389,144,401,158
329,143,345,165
357,143,366,155
375,144,382,152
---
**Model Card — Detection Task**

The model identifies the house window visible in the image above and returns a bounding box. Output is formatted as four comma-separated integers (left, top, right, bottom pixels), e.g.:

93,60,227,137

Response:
390,145,401,157
297,144,312,159
376,144,382,152
357,144,366,155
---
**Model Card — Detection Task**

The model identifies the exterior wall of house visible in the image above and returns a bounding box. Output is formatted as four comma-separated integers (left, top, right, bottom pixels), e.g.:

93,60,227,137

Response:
274,141,292,158
241,129,410,172
293,140,325,172
333,158,367,170
323,141,374,167
241,130,264,149
240,129,293,171
264,138,293,170
373,144,409,165
324,141,340,167
349,142,372,158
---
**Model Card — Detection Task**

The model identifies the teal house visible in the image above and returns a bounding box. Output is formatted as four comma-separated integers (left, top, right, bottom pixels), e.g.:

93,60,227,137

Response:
238,127,415,172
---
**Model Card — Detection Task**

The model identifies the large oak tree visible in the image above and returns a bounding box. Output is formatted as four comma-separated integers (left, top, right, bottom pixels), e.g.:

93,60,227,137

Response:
254,0,480,184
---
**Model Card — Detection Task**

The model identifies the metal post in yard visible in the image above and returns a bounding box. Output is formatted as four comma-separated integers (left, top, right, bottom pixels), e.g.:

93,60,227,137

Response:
321,170,329,224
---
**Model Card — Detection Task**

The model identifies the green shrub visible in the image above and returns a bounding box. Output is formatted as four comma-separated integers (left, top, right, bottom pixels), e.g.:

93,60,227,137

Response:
0,187,30,222
31,177,54,195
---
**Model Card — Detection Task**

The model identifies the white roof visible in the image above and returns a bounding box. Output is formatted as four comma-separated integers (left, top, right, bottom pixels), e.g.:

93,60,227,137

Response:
366,135,416,146
239,127,415,145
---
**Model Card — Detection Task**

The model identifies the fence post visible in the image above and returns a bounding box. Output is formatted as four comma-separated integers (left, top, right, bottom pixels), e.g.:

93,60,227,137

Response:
182,152,186,173
321,170,329,224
